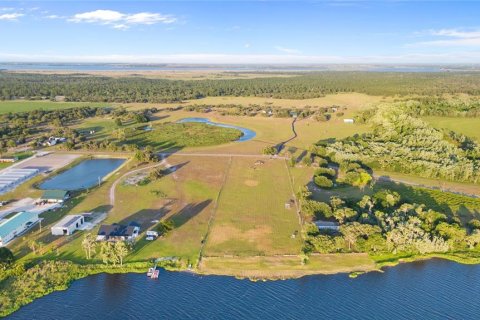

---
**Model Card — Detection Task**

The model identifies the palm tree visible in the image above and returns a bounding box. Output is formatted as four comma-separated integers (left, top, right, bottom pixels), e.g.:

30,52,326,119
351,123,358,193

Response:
114,241,129,266
81,233,97,259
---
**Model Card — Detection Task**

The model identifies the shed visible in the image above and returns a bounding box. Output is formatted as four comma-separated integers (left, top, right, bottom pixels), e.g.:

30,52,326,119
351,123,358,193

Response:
51,215,85,236
0,211,39,246
343,118,354,124
41,190,69,203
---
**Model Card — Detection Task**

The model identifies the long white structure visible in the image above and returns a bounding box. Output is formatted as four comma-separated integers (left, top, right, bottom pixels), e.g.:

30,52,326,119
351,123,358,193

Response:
0,168,40,194
0,211,39,246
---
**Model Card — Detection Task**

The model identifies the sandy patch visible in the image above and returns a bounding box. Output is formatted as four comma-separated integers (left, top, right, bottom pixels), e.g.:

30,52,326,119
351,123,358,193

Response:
244,179,259,187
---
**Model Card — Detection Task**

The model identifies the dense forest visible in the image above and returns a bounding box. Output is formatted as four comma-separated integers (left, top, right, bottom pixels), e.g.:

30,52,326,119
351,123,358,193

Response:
2,72,480,102
327,102,480,183
300,188,480,256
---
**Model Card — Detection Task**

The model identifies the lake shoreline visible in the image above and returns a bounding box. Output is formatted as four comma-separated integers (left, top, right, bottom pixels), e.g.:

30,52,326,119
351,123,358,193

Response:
3,251,480,317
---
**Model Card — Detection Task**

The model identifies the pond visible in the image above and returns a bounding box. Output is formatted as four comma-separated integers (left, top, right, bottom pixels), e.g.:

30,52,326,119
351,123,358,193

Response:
7,260,480,319
177,117,256,142
39,158,125,190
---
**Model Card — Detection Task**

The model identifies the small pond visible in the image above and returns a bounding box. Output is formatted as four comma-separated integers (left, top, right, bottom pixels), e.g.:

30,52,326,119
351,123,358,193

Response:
39,158,125,190
177,117,256,142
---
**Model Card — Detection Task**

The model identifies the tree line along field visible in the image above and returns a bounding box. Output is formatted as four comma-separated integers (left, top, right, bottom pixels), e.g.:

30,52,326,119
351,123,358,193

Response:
2,72,480,102
0,100,108,114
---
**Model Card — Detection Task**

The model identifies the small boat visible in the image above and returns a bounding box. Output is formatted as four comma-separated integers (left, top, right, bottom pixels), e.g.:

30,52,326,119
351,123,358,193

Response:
146,267,154,277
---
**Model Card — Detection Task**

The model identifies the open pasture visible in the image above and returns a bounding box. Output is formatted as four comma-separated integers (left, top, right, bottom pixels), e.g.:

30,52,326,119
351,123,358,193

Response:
204,157,303,256
423,116,480,142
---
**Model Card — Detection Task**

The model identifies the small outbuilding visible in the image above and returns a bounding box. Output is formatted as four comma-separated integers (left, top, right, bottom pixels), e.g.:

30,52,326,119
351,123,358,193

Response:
343,118,355,124
41,190,69,203
0,211,39,246
51,215,85,236
314,220,340,231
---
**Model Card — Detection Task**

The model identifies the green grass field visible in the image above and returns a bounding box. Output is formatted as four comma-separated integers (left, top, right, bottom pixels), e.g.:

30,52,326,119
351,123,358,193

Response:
423,116,480,141
0,100,109,114
124,122,243,150
204,157,303,256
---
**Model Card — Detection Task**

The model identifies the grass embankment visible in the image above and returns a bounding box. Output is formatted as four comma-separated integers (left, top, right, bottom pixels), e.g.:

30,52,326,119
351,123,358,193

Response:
199,253,378,279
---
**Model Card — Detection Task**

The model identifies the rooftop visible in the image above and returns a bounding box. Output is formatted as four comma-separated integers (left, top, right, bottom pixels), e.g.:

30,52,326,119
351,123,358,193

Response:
52,215,83,229
0,211,39,239
41,190,69,200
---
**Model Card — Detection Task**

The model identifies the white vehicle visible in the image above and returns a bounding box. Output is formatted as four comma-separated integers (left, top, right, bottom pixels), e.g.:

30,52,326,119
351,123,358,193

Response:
146,230,159,237
146,236,155,241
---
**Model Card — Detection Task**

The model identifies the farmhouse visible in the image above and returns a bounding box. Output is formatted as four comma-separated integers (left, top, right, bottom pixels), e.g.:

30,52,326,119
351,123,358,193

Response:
41,190,69,203
0,211,39,246
314,220,340,231
343,118,355,124
51,215,85,236
96,223,140,242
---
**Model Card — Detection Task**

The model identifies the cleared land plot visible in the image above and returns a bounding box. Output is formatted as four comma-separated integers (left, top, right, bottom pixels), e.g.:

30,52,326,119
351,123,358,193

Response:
125,156,231,263
126,93,384,110
423,116,480,142
199,253,377,278
204,158,302,256
12,153,80,172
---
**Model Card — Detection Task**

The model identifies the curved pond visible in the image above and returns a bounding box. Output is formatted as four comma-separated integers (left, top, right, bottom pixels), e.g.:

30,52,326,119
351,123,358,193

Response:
8,260,480,319
39,158,125,190
177,117,256,142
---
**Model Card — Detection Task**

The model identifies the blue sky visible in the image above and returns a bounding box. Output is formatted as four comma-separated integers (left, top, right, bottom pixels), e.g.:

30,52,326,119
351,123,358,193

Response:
1,1,480,63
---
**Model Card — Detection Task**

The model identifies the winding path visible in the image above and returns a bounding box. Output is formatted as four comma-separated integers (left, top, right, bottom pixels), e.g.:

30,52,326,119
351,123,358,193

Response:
276,118,298,152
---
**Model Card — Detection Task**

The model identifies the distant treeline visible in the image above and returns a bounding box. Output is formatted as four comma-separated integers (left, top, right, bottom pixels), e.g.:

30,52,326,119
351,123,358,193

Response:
2,72,480,103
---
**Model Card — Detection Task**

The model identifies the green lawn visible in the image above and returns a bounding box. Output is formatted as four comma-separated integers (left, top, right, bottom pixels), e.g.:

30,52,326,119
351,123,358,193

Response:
124,122,242,150
423,116,480,141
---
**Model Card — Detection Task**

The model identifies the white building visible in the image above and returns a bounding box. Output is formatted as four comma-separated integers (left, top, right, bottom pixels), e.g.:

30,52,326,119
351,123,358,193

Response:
0,168,40,195
314,220,340,232
0,211,39,246
343,118,355,124
51,215,85,236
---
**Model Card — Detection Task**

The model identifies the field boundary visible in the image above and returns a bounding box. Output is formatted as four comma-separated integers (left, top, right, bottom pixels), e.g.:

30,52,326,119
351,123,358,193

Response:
196,156,233,266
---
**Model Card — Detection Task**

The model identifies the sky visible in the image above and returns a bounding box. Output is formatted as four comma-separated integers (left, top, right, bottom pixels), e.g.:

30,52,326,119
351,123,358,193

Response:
1,1,480,64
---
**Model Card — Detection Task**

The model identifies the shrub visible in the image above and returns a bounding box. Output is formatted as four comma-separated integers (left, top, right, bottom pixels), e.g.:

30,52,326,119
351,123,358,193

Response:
314,176,333,188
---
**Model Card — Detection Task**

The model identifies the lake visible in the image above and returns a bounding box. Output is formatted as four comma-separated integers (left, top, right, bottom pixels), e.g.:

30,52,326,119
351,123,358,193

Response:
39,159,125,190
177,117,256,142
8,260,480,319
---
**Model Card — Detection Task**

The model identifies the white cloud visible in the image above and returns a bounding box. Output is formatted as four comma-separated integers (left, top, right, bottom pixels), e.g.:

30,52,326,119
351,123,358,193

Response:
244,43,251,48
275,46,302,54
44,14,62,20
69,9,176,29
0,13,24,21
410,28,480,47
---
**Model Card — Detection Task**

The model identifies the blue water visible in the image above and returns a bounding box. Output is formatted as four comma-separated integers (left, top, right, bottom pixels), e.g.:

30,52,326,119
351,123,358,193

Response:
39,159,125,190
7,260,480,319
177,117,256,142
0,63,467,72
